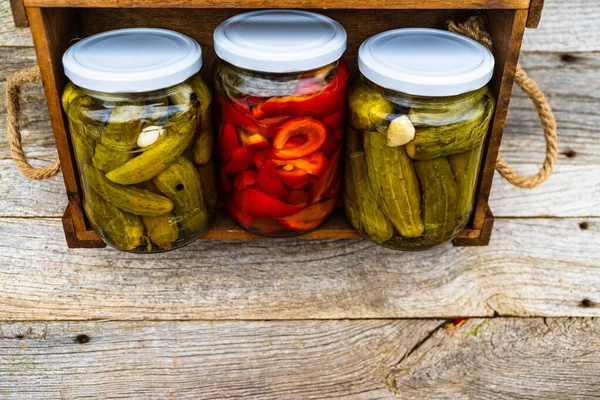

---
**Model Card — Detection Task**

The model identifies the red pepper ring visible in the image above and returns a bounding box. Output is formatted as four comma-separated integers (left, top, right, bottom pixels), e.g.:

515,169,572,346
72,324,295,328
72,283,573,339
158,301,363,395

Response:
272,151,327,176
273,118,327,160
279,198,337,223
233,187,301,219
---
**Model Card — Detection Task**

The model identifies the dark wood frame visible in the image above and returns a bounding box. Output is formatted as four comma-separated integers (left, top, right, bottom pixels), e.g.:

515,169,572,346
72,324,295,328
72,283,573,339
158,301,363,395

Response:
11,0,544,248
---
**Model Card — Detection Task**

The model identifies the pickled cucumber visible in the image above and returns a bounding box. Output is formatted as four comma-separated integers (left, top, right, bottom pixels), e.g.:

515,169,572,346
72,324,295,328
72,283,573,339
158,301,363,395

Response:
142,214,179,250
62,82,85,113
105,116,195,185
448,143,484,222
101,102,145,151
346,127,363,153
193,127,213,165
405,94,495,160
343,156,361,229
348,152,393,243
415,157,459,244
363,131,424,238
348,84,393,131
92,143,133,172
84,185,144,251
84,164,174,216
69,120,95,169
153,157,207,233
196,160,218,210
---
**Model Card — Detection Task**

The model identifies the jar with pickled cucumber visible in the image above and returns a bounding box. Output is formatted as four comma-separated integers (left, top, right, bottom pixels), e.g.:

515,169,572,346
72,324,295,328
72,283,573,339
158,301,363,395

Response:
213,10,348,236
61,28,216,252
345,28,496,250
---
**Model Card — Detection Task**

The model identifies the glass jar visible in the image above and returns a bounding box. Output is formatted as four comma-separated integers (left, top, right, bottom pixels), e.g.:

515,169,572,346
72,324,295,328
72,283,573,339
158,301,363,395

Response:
61,29,216,252
345,29,496,250
213,10,348,236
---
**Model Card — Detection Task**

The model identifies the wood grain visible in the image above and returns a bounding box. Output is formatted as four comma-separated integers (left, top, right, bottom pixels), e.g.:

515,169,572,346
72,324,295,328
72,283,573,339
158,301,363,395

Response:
8,0,26,27
388,318,600,399
0,217,598,320
0,318,598,399
21,0,531,10
526,0,544,28
0,319,442,399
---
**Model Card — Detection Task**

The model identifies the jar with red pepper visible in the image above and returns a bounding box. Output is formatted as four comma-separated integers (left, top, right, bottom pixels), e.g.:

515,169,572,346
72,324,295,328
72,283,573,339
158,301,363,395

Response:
213,10,348,236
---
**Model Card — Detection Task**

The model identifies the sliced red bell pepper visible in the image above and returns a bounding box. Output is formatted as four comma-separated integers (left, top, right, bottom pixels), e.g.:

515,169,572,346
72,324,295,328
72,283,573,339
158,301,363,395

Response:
221,147,254,175
284,136,307,149
272,151,327,176
239,128,270,148
287,190,309,206
319,110,345,131
218,97,260,132
280,198,337,222
279,218,324,232
256,160,288,201
233,169,257,192
225,202,253,229
312,147,342,202
219,123,240,151
253,148,273,170
273,118,327,160
325,178,341,199
251,60,349,120
321,133,341,157
277,168,309,190
334,127,344,140
249,217,283,235
233,187,301,218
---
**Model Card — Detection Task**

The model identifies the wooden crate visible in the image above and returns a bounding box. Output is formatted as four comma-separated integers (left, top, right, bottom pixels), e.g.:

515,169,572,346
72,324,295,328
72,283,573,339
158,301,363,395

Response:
10,0,544,248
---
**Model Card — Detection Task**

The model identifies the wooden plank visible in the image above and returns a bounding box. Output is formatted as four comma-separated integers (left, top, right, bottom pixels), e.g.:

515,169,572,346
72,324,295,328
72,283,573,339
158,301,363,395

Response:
526,0,544,28
388,318,600,399
0,320,442,399
22,0,531,10
8,0,26,27
0,0,32,46
0,318,598,399
0,217,598,320
521,0,600,52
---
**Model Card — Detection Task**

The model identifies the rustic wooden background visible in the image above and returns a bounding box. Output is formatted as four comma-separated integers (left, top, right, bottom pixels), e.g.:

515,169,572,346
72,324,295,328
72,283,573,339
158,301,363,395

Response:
0,0,599,398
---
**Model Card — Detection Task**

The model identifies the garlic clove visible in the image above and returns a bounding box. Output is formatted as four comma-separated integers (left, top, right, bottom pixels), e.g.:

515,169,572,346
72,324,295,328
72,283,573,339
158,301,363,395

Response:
387,115,415,147
137,125,164,148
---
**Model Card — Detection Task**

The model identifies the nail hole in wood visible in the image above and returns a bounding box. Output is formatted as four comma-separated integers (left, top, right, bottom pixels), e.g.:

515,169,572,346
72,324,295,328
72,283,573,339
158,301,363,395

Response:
76,334,90,344
560,54,578,63
15,334,24,340
581,298,592,308
579,221,589,230
563,149,577,158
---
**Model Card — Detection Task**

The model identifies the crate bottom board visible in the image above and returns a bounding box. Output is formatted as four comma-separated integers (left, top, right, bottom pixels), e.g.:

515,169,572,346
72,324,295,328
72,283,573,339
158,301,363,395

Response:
62,204,494,248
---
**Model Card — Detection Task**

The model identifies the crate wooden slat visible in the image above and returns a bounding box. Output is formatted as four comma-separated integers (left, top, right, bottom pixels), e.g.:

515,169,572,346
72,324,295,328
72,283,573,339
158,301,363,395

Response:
14,0,544,248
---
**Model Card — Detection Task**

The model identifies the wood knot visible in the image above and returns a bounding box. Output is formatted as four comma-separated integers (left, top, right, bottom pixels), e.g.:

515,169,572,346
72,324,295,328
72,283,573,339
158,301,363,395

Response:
563,149,577,158
560,54,578,63
581,298,593,308
75,334,90,344
579,221,589,230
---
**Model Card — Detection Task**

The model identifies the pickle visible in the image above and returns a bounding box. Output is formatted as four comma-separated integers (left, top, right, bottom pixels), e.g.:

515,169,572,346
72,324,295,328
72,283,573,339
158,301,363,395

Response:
448,143,484,222
199,107,212,131
406,94,495,160
153,157,208,233
189,74,212,115
363,131,424,238
196,160,218,210
346,127,363,153
415,157,459,244
348,152,393,243
343,156,361,229
92,143,133,173
105,115,195,185
193,127,213,165
84,185,144,251
142,214,179,250
84,164,174,216
101,102,145,151
348,84,393,131
62,82,85,113
408,87,490,127
69,120,95,169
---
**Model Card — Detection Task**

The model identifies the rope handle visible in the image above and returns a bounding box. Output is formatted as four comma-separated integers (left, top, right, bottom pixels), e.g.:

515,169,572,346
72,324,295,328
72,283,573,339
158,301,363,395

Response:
5,65,60,180
6,22,556,188
449,16,558,189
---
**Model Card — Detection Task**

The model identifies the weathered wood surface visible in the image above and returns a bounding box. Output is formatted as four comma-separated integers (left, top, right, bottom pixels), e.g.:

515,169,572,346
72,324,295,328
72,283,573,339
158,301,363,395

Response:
0,217,597,320
388,317,600,399
0,318,598,399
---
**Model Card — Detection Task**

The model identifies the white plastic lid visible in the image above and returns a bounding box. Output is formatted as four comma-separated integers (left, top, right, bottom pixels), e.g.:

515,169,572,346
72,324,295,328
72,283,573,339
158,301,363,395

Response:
63,28,202,93
214,10,347,73
358,28,495,97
